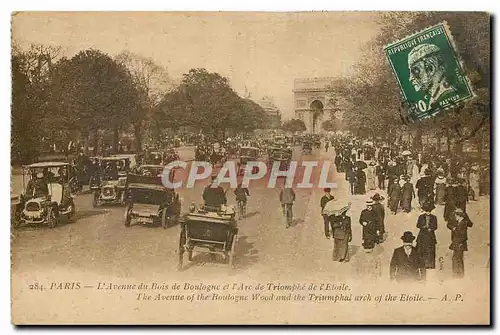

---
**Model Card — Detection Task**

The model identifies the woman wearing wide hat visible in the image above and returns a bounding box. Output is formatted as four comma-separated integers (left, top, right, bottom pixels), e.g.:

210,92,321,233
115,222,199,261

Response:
416,202,437,269
390,231,426,282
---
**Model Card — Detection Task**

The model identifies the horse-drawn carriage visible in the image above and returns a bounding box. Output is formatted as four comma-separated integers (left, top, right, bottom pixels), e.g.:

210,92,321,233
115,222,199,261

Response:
123,173,181,228
12,162,76,228
178,204,238,270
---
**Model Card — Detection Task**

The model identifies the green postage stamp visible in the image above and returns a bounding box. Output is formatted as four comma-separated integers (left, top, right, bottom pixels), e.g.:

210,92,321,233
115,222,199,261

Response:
384,21,475,122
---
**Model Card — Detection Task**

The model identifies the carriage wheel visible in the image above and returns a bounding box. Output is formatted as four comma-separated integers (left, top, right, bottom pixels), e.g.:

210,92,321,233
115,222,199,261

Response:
161,209,168,229
69,199,76,221
46,207,58,228
177,230,186,271
228,233,238,269
92,192,99,208
124,206,131,227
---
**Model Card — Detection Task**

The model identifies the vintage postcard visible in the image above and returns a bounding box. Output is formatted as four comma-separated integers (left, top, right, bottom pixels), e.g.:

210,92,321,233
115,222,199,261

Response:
11,12,490,325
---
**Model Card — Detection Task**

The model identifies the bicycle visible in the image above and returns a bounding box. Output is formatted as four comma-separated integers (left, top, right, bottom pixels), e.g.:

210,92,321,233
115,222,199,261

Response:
237,199,247,219
281,203,293,228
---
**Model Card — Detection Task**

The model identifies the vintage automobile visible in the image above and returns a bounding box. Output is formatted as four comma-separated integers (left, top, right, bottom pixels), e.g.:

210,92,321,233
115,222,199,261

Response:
302,140,313,155
178,204,238,270
123,174,181,228
13,162,76,228
92,156,130,207
269,148,292,170
143,151,165,165
313,135,321,148
137,164,164,177
238,146,259,175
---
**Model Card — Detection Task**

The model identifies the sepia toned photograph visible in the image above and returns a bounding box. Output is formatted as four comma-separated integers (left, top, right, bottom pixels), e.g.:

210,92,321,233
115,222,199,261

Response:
10,11,490,325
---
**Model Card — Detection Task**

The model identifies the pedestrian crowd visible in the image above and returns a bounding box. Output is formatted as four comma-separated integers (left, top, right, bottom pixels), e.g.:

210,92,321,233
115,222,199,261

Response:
320,134,488,281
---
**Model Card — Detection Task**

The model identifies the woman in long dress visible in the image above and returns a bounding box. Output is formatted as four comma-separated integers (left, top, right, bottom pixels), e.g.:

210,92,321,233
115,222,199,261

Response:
469,165,480,201
434,169,447,205
366,162,377,191
416,203,437,269
330,209,352,262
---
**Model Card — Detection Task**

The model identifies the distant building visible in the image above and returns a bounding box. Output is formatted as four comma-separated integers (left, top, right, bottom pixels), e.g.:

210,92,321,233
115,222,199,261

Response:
258,97,281,128
293,77,337,133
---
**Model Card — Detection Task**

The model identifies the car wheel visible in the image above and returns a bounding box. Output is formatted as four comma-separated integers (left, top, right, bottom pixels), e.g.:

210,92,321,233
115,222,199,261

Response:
69,199,76,219
47,207,58,228
92,192,99,208
124,205,131,227
120,192,126,207
161,209,168,229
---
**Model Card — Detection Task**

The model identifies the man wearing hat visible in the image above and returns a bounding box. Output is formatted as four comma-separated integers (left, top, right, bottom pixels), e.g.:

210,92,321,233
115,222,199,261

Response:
320,188,335,238
390,231,426,282
447,208,474,278
359,200,379,252
371,193,386,243
202,175,227,208
415,169,435,208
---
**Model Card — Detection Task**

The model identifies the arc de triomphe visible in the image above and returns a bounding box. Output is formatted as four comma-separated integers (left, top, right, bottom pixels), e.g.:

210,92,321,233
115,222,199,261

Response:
293,77,336,133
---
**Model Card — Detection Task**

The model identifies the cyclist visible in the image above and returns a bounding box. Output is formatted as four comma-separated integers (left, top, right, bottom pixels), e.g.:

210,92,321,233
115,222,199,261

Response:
234,182,250,218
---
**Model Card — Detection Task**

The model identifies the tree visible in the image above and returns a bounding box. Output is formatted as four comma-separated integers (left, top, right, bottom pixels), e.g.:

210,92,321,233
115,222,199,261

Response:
155,68,266,139
11,44,62,163
115,51,171,150
322,120,336,132
48,49,141,154
282,119,306,133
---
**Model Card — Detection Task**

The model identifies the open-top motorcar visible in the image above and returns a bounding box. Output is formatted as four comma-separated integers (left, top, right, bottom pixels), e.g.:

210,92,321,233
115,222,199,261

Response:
268,147,292,170
302,140,313,155
92,156,130,207
137,164,164,177
123,174,181,228
13,162,76,228
178,203,238,270
238,146,260,175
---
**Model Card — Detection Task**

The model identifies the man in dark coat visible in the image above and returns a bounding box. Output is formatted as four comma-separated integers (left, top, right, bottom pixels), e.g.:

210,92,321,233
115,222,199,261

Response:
446,208,473,278
359,200,379,252
375,161,387,190
202,176,227,208
390,231,426,282
400,176,415,213
371,193,386,243
354,167,366,195
320,188,334,238
415,169,435,207
346,166,356,195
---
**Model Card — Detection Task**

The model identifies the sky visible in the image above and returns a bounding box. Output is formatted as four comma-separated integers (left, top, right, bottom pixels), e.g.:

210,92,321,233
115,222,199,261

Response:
12,12,382,119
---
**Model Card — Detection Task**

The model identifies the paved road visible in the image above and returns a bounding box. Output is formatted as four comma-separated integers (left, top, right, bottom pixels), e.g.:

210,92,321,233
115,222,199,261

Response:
12,146,490,280
11,146,490,324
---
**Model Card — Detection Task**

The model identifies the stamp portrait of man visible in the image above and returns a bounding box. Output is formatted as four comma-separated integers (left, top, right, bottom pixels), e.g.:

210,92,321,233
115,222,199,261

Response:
407,43,457,108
